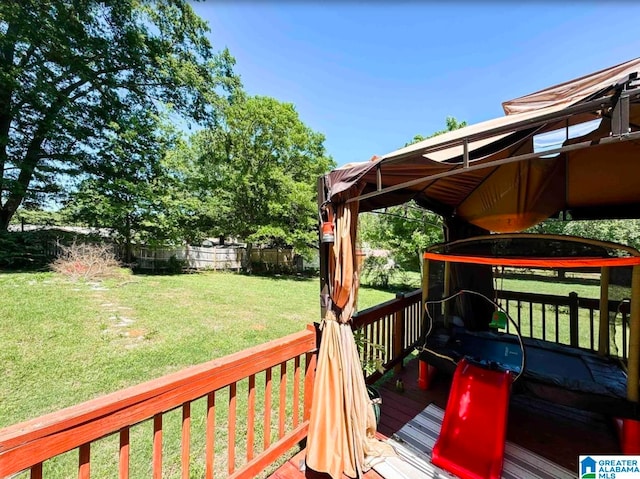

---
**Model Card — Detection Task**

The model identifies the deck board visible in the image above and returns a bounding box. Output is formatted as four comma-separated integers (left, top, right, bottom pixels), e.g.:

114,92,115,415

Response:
269,357,620,478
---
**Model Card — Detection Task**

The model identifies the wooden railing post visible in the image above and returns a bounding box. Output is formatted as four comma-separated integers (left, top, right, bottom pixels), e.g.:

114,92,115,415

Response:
304,324,319,421
394,293,405,374
628,265,640,402
569,292,579,347
304,352,317,421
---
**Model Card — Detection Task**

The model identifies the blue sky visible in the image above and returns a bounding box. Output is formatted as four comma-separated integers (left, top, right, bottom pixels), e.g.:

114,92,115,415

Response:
191,2,640,167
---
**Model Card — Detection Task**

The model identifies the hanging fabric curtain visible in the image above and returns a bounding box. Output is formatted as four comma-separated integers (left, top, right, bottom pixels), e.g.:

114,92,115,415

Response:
306,197,394,478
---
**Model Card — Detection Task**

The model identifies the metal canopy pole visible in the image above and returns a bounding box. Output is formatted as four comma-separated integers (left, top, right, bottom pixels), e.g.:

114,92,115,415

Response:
422,256,430,322
612,91,631,136
462,138,469,169
599,266,610,356
443,262,451,322
318,176,330,320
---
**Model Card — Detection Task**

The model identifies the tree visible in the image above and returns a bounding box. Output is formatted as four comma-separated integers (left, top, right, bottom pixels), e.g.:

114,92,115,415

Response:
528,218,640,251
196,95,335,258
65,112,184,261
359,203,443,272
406,116,467,146
11,207,70,227
0,0,240,231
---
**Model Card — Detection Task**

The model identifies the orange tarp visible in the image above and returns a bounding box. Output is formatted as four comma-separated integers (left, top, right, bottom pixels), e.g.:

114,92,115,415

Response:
423,252,640,268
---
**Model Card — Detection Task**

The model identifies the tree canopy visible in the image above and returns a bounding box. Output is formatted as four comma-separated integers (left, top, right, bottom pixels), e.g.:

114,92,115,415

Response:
405,116,467,146
65,111,183,260
194,95,335,253
359,203,443,272
0,0,240,231
528,218,640,251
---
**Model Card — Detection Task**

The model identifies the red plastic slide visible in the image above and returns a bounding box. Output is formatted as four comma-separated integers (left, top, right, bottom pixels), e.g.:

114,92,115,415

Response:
431,358,513,479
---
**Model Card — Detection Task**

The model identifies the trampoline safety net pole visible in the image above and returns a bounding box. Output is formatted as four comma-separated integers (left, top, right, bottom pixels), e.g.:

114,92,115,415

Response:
443,261,451,323
628,265,640,402
422,256,430,322
599,266,610,356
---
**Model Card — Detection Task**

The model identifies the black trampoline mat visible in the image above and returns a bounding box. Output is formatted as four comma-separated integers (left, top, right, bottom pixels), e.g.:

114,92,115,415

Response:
449,331,622,393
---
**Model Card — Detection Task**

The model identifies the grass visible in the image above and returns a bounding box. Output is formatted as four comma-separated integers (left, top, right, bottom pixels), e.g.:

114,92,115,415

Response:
0,270,396,427
1,267,623,477
0,269,401,478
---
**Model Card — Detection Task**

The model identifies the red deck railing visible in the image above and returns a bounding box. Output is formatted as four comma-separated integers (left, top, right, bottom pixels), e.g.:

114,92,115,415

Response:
0,326,317,479
2,284,622,478
353,290,423,382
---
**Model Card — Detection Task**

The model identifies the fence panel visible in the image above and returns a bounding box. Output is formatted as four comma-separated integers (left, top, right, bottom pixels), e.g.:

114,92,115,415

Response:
497,290,630,362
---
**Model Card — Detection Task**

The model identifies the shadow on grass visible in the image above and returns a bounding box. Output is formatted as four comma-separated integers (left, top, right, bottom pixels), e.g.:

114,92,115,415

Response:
360,274,421,296
128,268,319,282
239,270,318,282
0,265,51,274
502,272,601,287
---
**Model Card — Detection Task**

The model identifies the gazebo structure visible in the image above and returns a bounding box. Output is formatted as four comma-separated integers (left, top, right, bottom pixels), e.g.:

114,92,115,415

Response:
309,58,640,478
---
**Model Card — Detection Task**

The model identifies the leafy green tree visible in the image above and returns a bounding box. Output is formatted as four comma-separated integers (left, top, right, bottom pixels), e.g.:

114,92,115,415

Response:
406,116,468,146
359,203,443,272
0,0,240,231
11,207,70,227
65,112,182,261
196,96,335,258
528,218,640,251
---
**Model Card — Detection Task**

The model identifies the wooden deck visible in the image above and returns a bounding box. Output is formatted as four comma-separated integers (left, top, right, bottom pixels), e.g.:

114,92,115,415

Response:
270,357,620,478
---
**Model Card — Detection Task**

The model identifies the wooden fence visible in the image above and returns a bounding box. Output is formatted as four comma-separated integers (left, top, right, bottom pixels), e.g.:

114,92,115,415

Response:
248,249,301,273
134,246,246,272
135,247,307,273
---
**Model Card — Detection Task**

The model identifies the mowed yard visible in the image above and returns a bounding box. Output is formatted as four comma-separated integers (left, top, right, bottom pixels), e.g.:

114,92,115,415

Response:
0,268,616,478
0,269,612,429
0,270,396,429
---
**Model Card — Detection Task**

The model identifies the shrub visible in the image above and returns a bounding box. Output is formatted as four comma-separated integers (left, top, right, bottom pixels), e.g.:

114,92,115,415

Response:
51,242,124,281
166,255,187,274
361,254,401,289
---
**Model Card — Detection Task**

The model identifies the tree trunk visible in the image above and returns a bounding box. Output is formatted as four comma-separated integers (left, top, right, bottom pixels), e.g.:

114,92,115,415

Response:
0,207,12,232
125,214,132,264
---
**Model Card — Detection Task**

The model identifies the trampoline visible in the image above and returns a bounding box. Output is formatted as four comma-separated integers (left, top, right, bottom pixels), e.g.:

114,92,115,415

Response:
419,233,640,420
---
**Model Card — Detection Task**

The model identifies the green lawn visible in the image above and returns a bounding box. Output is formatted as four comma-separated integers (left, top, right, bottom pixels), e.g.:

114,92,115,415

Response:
0,270,399,478
0,270,395,428
1,268,621,478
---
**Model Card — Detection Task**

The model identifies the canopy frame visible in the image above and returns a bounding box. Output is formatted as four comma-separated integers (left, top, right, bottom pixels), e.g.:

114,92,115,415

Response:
345,86,640,207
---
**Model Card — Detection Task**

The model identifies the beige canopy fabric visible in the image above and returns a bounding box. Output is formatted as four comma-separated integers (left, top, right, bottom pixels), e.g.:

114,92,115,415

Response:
502,57,640,115
306,199,394,478
325,58,640,232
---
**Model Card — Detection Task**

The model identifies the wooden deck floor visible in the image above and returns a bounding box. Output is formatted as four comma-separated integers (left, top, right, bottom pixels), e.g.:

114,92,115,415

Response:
270,357,620,478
